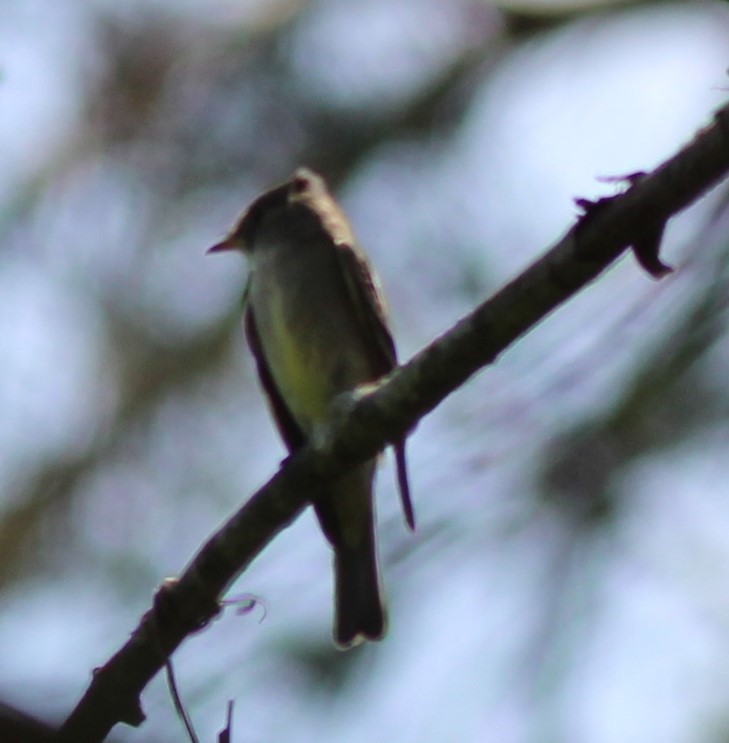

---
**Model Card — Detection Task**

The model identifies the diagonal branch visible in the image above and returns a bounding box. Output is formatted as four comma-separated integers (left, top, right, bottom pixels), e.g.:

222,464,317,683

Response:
59,101,729,742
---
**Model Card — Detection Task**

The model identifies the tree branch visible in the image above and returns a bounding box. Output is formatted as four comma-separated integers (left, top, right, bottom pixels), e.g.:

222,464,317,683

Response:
59,101,729,742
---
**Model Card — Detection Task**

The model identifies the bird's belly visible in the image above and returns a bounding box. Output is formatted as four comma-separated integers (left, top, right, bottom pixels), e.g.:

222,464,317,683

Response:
251,258,373,433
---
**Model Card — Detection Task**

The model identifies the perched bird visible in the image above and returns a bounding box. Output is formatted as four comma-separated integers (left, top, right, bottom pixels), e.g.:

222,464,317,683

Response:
208,168,413,648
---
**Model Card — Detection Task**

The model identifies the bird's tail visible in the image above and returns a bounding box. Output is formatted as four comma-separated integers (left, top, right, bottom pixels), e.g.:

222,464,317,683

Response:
334,538,386,649
314,461,386,649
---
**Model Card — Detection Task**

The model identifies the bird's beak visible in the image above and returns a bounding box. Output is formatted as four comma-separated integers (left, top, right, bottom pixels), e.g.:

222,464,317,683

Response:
206,236,238,254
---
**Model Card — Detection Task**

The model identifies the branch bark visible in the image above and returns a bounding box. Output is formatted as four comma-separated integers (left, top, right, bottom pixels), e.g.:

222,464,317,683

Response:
59,101,729,742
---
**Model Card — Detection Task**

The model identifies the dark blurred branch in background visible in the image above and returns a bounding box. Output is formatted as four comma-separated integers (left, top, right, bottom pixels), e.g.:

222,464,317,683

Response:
0,701,57,743
0,318,235,588
58,102,729,741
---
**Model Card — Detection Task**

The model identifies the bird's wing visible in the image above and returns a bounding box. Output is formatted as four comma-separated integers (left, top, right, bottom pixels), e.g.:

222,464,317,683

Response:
335,242,415,530
335,242,397,372
244,301,306,452
394,440,414,531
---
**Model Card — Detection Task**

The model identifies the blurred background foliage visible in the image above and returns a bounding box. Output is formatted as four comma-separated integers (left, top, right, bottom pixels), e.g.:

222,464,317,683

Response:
2,0,729,741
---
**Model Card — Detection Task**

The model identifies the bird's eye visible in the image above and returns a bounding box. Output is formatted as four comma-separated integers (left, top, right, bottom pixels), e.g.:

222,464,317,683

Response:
290,175,310,194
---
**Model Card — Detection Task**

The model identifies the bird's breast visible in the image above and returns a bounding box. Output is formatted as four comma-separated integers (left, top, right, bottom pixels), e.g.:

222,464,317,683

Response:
249,242,374,433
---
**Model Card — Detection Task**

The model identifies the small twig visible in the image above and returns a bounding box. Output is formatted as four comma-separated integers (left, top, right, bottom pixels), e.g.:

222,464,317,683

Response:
165,659,200,743
218,701,234,743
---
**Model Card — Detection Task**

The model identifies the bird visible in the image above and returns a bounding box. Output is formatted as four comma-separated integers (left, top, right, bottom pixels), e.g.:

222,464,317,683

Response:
207,168,413,648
